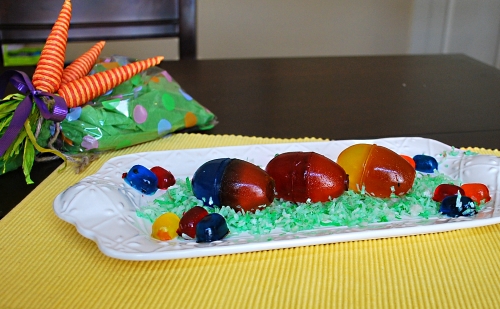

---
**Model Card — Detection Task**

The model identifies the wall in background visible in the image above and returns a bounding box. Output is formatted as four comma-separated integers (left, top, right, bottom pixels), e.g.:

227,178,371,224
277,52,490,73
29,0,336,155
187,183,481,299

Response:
197,0,413,59
65,0,413,62
410,0,500,68
64,0,500,69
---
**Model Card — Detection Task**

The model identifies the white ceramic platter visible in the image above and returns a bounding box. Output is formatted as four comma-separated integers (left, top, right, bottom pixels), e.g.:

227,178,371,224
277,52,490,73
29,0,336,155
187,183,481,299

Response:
53,137,500,260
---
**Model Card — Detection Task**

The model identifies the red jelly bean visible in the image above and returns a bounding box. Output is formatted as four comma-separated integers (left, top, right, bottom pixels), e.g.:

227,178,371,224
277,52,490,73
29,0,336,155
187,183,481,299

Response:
265,152,348,203
150,166,176,189
461,183,491,204
432,184,465,202
177,206,209,239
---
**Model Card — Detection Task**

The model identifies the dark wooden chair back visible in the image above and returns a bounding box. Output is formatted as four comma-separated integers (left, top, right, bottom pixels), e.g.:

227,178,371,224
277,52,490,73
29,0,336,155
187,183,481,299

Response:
0,0,196,64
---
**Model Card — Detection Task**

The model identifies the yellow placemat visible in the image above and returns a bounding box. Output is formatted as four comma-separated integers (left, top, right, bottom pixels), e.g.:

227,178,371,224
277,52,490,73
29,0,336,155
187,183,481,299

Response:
1,133,500,309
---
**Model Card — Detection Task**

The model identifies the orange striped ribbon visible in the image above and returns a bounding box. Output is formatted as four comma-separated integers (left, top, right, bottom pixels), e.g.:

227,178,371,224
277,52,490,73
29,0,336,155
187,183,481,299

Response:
58,56,164,108
60,41,106,85
32,0,72,93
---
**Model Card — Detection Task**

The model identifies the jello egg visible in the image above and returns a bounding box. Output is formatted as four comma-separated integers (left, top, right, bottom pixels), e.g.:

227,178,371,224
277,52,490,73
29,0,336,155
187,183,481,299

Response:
440,195,476,217
432,184,465,202
192,158,275,212
151,212,181,241
150,166,176,189
413,154,438,173
337,144,416,198
196,213,229,243
265,152,348,203
177,206,209,239
123,165,158,195
461,183,491,204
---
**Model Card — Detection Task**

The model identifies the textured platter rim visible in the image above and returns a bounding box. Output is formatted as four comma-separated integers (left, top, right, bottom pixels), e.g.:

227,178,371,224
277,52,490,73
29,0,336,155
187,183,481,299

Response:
53,137,500,260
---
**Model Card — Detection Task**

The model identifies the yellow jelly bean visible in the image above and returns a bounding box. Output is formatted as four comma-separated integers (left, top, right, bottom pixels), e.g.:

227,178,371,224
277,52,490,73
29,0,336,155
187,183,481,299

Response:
151,212,180,241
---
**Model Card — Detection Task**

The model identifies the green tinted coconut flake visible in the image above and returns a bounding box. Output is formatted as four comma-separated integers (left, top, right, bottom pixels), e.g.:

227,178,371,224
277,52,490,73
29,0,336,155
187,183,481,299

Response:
136,170,484,236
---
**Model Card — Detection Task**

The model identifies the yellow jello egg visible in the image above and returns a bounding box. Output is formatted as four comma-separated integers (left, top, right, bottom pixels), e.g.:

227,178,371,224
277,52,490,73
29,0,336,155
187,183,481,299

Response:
337,144,416,198
151,212,181,241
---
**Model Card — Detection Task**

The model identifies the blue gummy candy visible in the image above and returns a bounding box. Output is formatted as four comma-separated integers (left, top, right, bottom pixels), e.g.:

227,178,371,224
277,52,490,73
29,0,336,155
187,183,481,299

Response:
440,195,477,217
413,154,438,173
124,165,158,195
192,158,232,207
196,213,229,243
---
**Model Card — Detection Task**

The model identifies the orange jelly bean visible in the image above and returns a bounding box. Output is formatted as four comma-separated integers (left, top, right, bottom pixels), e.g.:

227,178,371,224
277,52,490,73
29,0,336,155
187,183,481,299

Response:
400,155,416,169
337,144,416,198
461,183,491,204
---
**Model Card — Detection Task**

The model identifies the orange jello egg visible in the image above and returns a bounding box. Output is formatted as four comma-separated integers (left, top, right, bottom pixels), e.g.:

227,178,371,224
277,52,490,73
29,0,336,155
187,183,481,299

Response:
337,144,416,198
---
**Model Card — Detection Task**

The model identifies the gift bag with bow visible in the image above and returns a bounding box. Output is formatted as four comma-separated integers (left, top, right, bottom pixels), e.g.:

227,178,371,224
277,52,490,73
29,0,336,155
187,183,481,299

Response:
0,0,216,183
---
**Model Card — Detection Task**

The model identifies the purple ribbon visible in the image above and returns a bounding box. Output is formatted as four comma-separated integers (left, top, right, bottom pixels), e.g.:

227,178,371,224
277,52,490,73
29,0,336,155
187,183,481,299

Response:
0,70,67,157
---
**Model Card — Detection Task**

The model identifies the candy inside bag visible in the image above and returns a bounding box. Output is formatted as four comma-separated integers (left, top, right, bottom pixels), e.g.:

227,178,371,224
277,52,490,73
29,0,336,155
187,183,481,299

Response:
56,56,217,154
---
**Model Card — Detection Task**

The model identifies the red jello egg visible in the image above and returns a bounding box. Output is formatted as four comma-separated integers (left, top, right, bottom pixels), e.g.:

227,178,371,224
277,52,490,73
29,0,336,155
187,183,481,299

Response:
432,184,465,202
265,152,348,203
337,144,416,198
461,183,491,204
177,206,209,239
150,166,176,189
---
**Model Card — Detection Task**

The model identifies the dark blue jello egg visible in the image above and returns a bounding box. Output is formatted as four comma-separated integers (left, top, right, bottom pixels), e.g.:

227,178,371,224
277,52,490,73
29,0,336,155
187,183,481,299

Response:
196,213,229,243
191,158,275,213
440,195,477,217
123,165,158,195
413,154,438,173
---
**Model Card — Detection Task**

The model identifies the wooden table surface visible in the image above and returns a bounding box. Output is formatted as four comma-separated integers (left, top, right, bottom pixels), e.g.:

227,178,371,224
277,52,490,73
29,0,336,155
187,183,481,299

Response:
2,54,500,218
